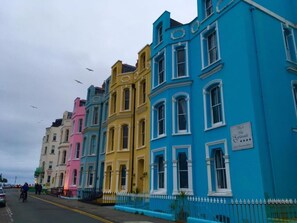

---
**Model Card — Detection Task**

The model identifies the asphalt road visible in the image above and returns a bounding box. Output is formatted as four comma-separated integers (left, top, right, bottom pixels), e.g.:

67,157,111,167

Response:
0,189,107,223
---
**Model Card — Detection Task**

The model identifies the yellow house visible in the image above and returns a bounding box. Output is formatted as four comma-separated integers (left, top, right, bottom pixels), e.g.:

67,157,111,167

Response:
103,45,151,195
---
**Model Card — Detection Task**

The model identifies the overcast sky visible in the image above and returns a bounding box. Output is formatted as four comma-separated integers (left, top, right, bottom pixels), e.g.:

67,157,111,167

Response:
0,0,197,185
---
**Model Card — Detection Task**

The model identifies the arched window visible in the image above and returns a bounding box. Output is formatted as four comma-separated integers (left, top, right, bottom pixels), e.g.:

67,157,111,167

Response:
203,80,225,130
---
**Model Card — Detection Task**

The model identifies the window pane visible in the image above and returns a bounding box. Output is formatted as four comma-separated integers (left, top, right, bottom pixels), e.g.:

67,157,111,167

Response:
122,125,128,149
178,98,187,131
214,150,227,189
211,86,222,124
124,89,130,110
205,0,213,17
178,153,188,188
158,58,164,84
208,31,217,64
158,156,164,189
177,48,186,77
158,105,165,135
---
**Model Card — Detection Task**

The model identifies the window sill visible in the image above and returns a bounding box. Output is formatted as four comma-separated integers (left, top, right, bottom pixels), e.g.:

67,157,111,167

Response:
208,191,232,197
201,13,214,24
200,60,224,79
286,61,297,74
153,41,163,49
151,134,167,141
152,81,166,91
137,145,146,150
150,189,167,195
204,123,226,132
173,190,193,196
172,75,189,80
172,132,191,136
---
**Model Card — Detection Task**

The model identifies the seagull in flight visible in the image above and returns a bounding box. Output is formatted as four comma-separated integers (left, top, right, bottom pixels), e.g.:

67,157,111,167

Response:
86,68,94,72
75,79,83,84
30,105,38,109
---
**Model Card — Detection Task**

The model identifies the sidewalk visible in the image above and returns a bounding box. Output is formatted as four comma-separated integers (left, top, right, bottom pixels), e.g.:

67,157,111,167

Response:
30,193,174,223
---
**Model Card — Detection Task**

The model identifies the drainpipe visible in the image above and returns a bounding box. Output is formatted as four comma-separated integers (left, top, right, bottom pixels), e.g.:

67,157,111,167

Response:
250,7,276,197
130,83,136,193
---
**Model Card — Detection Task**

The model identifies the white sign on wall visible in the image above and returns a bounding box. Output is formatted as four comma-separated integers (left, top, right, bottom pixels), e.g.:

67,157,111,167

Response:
230,122,253,151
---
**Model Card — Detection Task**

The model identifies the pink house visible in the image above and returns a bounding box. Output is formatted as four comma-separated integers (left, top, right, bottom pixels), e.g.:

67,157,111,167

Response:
64,98,86,197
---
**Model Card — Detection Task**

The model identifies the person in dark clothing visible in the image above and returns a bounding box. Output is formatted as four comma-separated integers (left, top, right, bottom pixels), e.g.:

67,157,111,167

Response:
35,183,39,194
37,184,42,195
20,182,29,200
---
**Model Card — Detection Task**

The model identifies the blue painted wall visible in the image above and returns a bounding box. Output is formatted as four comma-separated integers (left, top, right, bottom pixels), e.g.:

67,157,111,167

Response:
150,0,297,202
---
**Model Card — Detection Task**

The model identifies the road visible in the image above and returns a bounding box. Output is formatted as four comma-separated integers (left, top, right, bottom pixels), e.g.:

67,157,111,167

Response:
0,189,109,223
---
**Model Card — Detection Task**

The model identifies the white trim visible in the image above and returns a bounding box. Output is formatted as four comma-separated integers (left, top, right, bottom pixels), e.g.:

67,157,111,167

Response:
172,92,191,135
151,98,167,140
281,23,297,64
152,49,166,89
203,79,226,130
150,147,167,195
171,42,189,80
172,145,193,195
200,21,221,70
205,139,232,197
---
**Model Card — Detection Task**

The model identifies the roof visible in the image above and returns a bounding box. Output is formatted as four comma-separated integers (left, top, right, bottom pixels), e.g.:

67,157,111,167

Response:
170,19,183,28
51,119,62,127
122,64,136,73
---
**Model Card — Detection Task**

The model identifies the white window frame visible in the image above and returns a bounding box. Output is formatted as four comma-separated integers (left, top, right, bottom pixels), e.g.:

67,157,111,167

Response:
172,93,191,135
75,143,80,159
200,21,221,69
151,99,167,140
150,147,167,195
172,145,193,195
203,79,226,131
282,24,297,63
172,42,189,79
152,49,166,88
205,139,232,196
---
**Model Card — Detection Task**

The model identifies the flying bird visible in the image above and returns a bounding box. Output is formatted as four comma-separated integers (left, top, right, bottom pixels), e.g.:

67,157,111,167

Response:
86,68,94,72
30,105,38,109
75,79,83,84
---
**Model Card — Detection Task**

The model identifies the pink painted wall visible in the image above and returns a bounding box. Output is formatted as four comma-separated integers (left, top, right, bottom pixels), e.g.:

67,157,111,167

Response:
64,97,86,197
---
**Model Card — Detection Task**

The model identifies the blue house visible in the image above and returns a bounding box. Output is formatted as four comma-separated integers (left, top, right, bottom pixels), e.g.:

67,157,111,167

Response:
150,0,297,203
78,85,106,199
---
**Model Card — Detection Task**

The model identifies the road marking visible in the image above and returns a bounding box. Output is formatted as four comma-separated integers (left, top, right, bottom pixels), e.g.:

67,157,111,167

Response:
31,195,113,223
5,204,14,222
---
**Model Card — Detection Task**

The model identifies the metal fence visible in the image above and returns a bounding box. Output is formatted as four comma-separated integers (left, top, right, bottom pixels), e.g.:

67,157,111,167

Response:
115,193,297,222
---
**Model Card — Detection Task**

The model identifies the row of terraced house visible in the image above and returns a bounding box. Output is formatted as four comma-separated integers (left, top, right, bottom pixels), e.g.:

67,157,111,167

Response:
36,0,297,222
